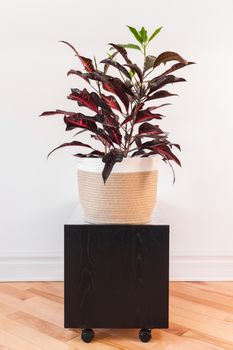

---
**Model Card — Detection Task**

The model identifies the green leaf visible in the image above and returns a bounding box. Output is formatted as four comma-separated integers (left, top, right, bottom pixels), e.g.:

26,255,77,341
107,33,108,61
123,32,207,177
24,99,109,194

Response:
114,43,141,51
148,26,163,43
129,68,135,78
127,25,143,44
139,27,148,43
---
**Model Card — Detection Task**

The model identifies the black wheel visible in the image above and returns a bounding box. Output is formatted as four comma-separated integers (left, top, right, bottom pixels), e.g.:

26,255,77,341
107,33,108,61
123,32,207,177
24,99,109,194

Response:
81,328,95,343
139,328,151,342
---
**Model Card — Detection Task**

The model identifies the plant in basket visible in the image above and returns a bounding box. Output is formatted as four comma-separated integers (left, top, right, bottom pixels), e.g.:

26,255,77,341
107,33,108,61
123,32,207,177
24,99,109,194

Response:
40,25,194,224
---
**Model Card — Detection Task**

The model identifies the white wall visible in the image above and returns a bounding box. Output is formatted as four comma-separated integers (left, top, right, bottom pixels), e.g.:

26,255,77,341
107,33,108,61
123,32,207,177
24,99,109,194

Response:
0,0,233,280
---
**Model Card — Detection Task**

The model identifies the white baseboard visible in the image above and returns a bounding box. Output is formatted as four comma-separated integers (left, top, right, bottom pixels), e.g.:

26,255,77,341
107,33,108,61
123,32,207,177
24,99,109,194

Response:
0,251,64,282
170,252,233,281
0,251,232,282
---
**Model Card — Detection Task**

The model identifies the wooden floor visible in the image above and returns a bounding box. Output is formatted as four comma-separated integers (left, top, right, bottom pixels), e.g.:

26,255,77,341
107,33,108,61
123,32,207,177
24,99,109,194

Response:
0,282,232,349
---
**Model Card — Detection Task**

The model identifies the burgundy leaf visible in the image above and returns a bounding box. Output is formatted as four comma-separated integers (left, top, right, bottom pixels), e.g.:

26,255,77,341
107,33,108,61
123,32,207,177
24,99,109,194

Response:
60,40,95,72
101,94,122,112
153,51,188,68
100,109,120,128
108,43,132,64
157,61,195,78
124,63,143,82
138,122,164,135
141,150,159,157
74,150,104,158
67,69,90,83
141,142,181,167
130,150,147,157
105,125,122,145
102,79,130,110
153,144,181,166
91,94,113,114
40,110,75,117
135,136,142,148
149,75,186,94
102,149,124,183
48,141,93,158
171,143,181,151
91,129,114,148
85,71,135,97
147,90,178,100
144,103,172,110
100,59,131,79
104,51,118,74
121,102,144,125
132,102,144,114
138,149,177,183
83,72,133,110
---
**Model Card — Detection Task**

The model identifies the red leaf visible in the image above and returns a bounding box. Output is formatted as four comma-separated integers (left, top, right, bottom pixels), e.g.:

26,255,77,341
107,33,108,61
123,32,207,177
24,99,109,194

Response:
60,41,95,72
121,108,163,125
48,141,93,158
105,125,122,145
64,115,97,132
40,110,75,117
150,144,181,166
101,94,122,112
79,55,95,73
136,110,164,123
102,82,114,93
84,72,132,110
67,88,99,113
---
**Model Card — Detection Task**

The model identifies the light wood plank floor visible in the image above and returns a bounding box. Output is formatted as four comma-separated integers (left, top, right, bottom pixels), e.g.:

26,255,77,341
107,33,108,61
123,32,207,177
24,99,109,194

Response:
0,282,232,349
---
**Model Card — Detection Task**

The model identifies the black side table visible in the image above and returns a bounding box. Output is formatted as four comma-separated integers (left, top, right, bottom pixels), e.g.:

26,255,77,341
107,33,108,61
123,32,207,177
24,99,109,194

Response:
64,212,169,343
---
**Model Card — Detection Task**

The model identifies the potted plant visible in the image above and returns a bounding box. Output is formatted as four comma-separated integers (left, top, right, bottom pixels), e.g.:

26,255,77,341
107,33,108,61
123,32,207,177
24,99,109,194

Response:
40,25,194,224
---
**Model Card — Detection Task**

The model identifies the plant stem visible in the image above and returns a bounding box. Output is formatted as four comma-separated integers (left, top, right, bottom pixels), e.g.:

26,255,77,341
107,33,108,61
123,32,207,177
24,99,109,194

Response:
143,45,146,57
124,100,141,157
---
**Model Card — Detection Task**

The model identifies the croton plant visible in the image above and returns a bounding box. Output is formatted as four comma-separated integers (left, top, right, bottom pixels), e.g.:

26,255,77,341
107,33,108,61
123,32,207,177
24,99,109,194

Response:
40,25,194,182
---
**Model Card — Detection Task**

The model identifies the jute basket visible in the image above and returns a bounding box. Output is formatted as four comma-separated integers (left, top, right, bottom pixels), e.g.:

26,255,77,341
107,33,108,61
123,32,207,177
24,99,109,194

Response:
78,157,158,224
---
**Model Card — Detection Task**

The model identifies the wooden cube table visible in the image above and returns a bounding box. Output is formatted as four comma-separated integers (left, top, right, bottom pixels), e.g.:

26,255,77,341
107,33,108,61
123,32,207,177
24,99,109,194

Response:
64,210,169,343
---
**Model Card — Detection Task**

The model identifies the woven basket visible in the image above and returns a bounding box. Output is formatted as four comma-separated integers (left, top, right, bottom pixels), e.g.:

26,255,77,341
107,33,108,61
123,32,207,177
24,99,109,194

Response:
78,157,158,224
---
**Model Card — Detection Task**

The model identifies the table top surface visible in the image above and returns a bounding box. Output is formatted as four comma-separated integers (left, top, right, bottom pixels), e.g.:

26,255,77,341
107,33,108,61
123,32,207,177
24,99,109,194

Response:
66,204,167,225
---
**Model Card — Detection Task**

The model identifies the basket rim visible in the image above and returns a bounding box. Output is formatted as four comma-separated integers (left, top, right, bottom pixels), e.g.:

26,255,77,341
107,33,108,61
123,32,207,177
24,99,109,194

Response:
77,155,160,173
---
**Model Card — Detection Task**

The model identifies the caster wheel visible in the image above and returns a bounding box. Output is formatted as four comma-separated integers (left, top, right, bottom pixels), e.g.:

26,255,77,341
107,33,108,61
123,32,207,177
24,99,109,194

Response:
81,328,95,343
139,328,151,343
